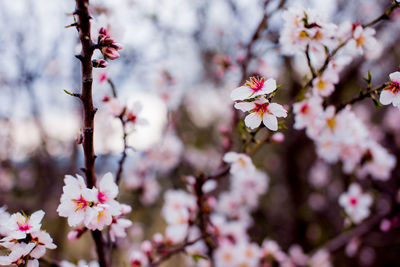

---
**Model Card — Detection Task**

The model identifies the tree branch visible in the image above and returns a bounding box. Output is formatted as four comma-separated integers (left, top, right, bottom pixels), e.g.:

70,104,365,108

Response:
74,0,108,266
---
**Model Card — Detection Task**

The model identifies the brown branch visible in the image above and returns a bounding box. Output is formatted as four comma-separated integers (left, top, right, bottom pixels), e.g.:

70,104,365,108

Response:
105,79,129,185
322,208,392,253
362,2,400,28
115,118,128,185
150,236,204,267
336,83,386,112
74,0,108,266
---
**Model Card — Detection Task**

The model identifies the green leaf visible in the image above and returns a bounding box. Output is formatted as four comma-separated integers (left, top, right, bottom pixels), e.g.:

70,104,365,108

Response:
192,254,207,262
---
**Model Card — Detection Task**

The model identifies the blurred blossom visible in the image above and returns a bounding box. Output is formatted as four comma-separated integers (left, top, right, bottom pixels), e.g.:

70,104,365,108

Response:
308,160,331,188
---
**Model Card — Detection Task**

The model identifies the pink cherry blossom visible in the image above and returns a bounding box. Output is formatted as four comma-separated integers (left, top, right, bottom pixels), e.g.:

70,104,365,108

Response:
339,183,372,224
379,71,400,108
234,98,287,130
230,77,276,101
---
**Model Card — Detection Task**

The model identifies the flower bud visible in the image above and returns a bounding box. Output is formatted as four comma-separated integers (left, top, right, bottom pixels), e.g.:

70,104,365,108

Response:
271,132,285,143
141,240,153,255
152,233,163,245
92,59,108,68
101,47,120,60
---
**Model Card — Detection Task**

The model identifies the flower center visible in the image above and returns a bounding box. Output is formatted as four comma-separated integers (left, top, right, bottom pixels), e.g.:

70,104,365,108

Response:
299,30,309,39
18,224,31,232
245,77,265,93
317,80,326,90
388,81,400,94
356,36,365,47
73,195,89,211
300,104,309,114
327,117,336,131
349,197,358,206
97,191,108,204
252,102,269,115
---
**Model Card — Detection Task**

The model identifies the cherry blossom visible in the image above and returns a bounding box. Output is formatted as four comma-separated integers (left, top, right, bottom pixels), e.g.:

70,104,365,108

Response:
223,152,256,175
5,210,44,240
230,77,276,101
379,71,400,108
339,183,372,224
234,98,287,130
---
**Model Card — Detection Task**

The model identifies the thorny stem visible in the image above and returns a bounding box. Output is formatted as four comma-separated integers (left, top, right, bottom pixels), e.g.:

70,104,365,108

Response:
73,0,108,266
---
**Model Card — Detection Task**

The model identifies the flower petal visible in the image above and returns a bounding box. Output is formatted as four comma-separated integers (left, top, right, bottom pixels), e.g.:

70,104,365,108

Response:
262,114,278,131
268,103,287,118
262,78,277,94
244,113,262,129
389,71,400,82
230,86,252,101
379,90,394,105
234,102,254,112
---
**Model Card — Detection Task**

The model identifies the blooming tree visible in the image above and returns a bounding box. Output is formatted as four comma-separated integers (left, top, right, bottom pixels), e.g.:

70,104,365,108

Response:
0,0,400,266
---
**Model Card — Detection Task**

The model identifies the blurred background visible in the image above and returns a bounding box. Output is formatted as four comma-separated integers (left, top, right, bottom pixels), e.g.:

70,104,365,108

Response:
0,0,400,266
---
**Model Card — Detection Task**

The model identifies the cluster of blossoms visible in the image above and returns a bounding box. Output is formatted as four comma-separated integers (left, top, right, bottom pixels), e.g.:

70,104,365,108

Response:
0,208,56,266
280,6,338,57
57,173,132,242
212,152,333,267
281,6,395,182
339,183,373,224
123,132,183,205
97,27,122,60
281,7,381,99
231,77,287,131
294,98,395,180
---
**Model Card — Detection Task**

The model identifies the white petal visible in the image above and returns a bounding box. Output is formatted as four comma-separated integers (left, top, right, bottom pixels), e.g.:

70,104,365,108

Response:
268,103,287,118
379,90,394,105
30,210,45,226
263,114,278,131
230,86,252,101
99,172,118,199
223,152,238,163
389,71,400,82
262,78,277,94
234,102,254,112
244,113,262,129
30,245,46,259
348,183,361,195
27,259,39,267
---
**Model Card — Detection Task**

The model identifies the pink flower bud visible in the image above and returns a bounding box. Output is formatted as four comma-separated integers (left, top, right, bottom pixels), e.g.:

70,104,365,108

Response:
141,240,153,254
271,132,285,143
120,203,132,215
126,112,137,123
102,95,111,102
152,233,163,245
67,227,86,241
92,59,108,68
380,219,391,232
101,47,120,60
99,73,108,83
99,27,107,36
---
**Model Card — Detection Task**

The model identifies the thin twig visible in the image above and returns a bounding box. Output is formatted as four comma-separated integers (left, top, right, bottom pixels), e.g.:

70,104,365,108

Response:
336,83,386,112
